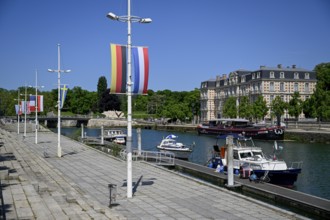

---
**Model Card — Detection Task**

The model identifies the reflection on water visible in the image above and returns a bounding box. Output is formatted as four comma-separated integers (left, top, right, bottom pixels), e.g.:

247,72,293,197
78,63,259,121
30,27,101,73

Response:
55,127,330,200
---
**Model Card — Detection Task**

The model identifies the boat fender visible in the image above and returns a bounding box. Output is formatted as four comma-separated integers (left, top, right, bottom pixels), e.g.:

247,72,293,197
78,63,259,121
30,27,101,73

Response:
249,173,258,182
275,129,283,135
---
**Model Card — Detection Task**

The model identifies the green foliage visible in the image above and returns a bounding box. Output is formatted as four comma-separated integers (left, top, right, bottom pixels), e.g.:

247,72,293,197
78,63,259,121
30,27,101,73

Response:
288,92,303,120
271,96,287,125
310,62,330,121
238,96,252,119
223,97,237,118
99,89,121,112
252,96,268,122
67,87,97,114
97,76,108,112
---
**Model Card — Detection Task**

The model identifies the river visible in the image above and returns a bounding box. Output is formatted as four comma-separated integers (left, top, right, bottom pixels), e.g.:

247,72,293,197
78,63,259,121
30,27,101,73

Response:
54,127,330,201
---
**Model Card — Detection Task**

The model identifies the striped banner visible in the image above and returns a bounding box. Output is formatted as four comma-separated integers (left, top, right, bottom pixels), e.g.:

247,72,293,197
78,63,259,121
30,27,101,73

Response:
110,44,127,94
60,85,68,109
132,47,149,94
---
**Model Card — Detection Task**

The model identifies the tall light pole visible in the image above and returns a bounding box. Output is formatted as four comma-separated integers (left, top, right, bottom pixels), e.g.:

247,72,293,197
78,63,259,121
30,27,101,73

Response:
20,85,28,138
107,0,151,198
14,90,21,134
30,70,44,144
48,44,71,158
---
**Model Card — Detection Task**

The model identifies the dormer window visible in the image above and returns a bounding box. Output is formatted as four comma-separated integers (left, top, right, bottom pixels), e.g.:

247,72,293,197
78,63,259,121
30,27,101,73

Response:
280,72,285,79
241,75,246,83
252,73,255,79
270,71,275,78
305,72,310,79
257,72,260,78
294,72,299,79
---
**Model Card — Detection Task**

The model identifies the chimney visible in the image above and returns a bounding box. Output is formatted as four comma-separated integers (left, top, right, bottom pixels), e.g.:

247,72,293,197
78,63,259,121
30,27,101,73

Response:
260,65,265,69
277,64,282,69
292,64,296,69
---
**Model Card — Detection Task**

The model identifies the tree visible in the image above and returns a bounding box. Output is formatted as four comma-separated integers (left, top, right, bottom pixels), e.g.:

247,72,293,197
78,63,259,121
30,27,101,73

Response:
97,76,108,113
313,62,330,121
67,87,97,114
252,96,268,122
288,92,303,128
238,96,252,119
223,97,237,118
271,96,287,126
99,89,121,112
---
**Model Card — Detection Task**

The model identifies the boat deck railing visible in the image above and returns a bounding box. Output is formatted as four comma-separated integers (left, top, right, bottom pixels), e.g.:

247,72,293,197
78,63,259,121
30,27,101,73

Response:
289,161,303,169
120,149,175,166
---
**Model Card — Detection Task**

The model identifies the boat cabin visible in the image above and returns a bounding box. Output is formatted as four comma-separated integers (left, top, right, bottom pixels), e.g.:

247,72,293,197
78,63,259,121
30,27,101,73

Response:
208,118,250,128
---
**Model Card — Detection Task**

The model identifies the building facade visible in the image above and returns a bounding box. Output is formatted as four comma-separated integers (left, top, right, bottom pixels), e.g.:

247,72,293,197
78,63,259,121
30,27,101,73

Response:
200,64,317,122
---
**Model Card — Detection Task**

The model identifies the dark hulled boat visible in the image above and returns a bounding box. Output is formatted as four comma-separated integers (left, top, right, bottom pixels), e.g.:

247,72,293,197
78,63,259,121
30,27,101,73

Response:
197,118,285,140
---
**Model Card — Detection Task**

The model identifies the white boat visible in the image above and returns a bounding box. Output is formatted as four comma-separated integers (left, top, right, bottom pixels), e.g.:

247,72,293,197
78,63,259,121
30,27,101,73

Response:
104,129,126,144
156,134,194,160
207,135,302,187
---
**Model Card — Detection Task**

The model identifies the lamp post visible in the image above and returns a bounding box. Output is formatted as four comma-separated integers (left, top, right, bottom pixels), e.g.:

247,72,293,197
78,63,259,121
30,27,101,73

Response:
20,85,28,138
30,70,44,144
14,90,21,134
48,44,71,158
106,0,151,198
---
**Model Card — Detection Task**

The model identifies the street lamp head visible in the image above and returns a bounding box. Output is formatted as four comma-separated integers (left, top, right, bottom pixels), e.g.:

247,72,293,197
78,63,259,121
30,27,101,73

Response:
48,69,54,72
107,12,118,20
140,18,152,23
64,70,71,73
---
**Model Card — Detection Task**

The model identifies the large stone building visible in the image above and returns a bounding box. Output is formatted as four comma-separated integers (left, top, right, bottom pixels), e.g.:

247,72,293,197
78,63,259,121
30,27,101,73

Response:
200,64,317,122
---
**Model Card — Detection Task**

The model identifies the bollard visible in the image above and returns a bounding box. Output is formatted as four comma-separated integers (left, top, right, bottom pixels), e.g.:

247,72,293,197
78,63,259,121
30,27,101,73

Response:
226,135,234,186
108,184,117,207
137,128,141,155
101,126,104,145
81,124,84,139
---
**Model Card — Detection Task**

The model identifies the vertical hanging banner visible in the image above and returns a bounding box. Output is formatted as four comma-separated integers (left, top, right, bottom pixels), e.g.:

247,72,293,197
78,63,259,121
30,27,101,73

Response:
60,85,68,109
21,101,31,114
110,44,127,94
29,95,44,112
15,105,22,115
132,46,149,94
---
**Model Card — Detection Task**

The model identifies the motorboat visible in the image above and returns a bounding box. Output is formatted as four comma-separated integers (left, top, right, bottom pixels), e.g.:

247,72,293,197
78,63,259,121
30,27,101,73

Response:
103,129,126,144
207,134,302,188
197,118,285,140
156,134,194,160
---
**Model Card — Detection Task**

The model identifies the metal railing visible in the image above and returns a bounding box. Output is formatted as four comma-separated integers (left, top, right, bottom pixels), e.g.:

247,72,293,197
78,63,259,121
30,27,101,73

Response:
120,149,175,166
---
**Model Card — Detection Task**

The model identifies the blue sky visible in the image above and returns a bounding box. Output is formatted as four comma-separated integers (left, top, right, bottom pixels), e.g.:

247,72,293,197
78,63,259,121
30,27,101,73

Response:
1,0,329,92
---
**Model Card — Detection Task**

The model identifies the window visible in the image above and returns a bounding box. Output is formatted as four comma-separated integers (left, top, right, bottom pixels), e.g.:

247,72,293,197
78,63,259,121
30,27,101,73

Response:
252,73,255,79
305,72,310,79
294,83,299,92
257,72,260,78
294,72,299,79
270,71,275,78
270,82,274,92
280,72,285,79
305,83,309,92
270,95,274,103
241,75,245,83
280,82,284,92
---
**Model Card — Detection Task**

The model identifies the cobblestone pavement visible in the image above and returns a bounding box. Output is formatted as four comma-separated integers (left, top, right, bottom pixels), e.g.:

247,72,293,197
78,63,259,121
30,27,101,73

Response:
0,126,309,219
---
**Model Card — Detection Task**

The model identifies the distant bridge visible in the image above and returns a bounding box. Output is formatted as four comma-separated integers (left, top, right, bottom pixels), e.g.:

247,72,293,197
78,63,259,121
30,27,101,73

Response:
5,115,92,128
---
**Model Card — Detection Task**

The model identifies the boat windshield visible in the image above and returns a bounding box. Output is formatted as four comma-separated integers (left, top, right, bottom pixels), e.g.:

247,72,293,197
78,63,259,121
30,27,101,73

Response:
240,152,253,159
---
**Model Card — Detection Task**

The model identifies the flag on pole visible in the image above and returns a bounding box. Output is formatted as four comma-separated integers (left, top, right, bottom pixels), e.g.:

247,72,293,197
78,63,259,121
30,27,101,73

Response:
110,44,127,94
15,105,22,115
29,95,44,112
60,85,68,109
132,46,149,94
20,101,31,114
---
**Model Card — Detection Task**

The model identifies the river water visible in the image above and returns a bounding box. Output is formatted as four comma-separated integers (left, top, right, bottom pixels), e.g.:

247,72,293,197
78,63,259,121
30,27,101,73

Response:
54,127,330,201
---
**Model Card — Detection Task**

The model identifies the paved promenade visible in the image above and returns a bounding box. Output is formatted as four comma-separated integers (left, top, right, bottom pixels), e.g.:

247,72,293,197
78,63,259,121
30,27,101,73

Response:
0,126,308,219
